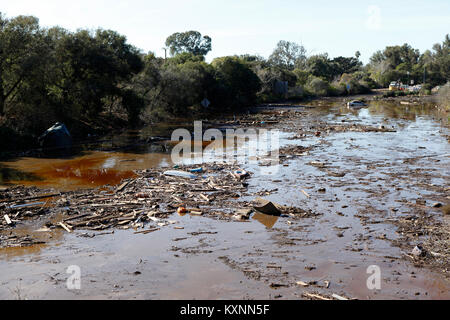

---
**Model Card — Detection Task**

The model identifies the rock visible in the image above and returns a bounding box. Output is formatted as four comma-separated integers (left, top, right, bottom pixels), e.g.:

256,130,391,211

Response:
432,202,442,208
253,198,282,216
38,122,72,152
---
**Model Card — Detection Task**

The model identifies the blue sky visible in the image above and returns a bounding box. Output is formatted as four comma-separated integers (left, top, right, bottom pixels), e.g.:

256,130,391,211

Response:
1,0,449,63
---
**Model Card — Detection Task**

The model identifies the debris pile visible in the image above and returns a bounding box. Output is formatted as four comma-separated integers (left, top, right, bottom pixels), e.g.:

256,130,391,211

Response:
0,163,318,248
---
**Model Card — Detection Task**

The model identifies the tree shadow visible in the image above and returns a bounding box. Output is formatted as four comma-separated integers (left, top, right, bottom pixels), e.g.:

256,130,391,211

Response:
0,165,43,186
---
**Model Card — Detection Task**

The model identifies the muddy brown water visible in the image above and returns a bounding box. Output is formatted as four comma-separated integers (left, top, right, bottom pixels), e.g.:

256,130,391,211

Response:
0,100,449,300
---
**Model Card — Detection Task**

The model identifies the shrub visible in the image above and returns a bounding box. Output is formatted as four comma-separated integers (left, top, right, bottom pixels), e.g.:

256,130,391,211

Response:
306,76,330,96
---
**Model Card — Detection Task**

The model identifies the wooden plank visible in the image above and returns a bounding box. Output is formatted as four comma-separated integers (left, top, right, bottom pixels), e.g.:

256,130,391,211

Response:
59,222,73,233
115,181,130,193
4,214,12,225
134,228,159,235
332,293,349,300
296,281,309,287
303,293,331,300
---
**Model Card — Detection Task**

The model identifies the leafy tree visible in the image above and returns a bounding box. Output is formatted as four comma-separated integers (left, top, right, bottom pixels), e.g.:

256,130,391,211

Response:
306,54,336,81
212,57,261,110
165,52,205,65
306,75,330,96
0,14,49,116
422,34,450,85
165,31,212,57
140,57,216,118
46,28,143,120
367,43,420,86
268,40,307,70
332,56,362,76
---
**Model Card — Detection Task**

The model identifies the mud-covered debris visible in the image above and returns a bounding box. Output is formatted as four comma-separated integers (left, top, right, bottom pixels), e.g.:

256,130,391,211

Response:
269,283,289,289
253,198,282,216
411,245,425,257
0,234,45,247
443,205,450,215
233,169,250,180
234,208,253,221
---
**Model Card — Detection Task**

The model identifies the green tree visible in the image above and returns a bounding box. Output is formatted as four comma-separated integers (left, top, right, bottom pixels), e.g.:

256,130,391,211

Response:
47,28,143,120
368,43,420,86
165,31,212,57
422,34,450,86
268,40,307,70
212,57,261,110
0,14,49,116
306,54,336,81
332,56,362,75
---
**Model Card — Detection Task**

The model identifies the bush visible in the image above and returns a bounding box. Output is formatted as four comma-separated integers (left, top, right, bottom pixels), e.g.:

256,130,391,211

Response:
212,56,261,110
306,76,331,96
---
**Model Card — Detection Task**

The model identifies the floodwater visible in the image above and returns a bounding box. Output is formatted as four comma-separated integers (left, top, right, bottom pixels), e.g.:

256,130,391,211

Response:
0,99,449,300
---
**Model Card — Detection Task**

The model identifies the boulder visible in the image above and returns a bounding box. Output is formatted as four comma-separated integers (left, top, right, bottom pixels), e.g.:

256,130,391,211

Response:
39,123,72,152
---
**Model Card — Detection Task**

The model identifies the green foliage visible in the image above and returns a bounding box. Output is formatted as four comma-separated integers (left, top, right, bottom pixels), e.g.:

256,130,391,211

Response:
212,57,261,110
268,40,307,70
0,14,49,116
368,36,449,87
166,52,205,65
47,28,143,120
165,31,212,57
293,69,309,86
306,76,331,96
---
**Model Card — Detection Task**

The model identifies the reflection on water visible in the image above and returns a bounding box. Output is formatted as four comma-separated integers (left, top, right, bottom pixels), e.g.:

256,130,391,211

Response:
367,101,442,121
0,243,48,259
0,165,43,185
252,212,279,229
0,151,172,190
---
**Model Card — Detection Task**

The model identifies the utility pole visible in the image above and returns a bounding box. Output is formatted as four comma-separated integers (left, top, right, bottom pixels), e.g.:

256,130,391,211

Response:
162,47,167,60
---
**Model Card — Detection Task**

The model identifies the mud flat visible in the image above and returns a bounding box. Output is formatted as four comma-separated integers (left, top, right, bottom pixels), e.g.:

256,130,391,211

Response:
0,97,449,300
